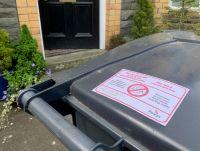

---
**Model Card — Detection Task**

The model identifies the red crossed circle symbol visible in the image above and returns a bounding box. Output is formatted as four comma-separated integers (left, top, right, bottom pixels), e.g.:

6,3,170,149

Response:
127,84,149,97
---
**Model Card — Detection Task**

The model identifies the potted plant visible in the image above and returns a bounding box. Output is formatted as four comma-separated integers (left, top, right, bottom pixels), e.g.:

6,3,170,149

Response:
0,75,8,101
0,28,12,101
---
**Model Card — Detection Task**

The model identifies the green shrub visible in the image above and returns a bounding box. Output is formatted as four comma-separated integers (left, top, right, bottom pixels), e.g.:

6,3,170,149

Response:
4,70,38,94
4,25,46,93
0,25,46,129
131,0,159,39
13,25,38,62
0,29,12,73
109,35,126,49
19,25,35,43
0,47,12,73
0,28,10,47
0,25,46,130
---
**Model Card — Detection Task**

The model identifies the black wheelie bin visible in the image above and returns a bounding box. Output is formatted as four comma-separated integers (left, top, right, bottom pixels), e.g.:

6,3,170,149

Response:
18,31,200,151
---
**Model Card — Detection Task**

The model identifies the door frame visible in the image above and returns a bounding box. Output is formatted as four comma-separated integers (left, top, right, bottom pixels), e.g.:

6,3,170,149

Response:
99,0,106,50
37,0,106,59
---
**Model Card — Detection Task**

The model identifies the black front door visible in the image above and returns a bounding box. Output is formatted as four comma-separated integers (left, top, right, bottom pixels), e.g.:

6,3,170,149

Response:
39,0,99,50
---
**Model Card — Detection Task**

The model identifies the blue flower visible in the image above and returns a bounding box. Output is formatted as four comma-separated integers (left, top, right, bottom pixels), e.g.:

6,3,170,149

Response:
46,69,52,77
32,63,36,68
2,95,7,100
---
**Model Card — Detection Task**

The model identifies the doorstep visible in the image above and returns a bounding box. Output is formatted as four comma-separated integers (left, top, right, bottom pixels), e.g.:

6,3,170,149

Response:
46,49,106,72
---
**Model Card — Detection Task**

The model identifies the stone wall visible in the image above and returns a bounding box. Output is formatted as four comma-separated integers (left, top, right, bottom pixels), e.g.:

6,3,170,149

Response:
0,0,20,40
120,0,136,35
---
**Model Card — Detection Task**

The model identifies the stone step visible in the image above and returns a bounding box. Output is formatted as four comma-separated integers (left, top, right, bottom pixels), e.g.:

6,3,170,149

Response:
46,49,106,72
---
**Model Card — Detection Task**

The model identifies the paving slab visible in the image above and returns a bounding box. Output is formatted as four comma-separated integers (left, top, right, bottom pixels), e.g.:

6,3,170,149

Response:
0,111,68,151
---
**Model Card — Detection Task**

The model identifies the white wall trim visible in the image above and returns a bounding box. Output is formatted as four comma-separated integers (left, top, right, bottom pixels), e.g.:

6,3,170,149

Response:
36,0,46,60
99,0,106,49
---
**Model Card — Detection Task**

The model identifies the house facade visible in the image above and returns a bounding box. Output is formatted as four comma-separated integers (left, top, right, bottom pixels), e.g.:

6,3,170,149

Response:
0,0,169,58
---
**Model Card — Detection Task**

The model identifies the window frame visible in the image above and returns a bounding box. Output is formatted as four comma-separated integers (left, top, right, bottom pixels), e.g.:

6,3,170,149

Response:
169,0,200,10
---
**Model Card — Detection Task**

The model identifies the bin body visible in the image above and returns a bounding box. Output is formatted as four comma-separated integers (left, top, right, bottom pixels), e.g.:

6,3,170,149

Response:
69,32,200,151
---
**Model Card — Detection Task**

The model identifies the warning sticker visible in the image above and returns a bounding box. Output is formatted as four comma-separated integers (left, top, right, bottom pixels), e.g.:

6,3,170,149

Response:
92,69,189,126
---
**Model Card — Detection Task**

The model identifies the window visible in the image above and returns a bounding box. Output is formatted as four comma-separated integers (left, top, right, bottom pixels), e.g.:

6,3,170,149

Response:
170,0,200,8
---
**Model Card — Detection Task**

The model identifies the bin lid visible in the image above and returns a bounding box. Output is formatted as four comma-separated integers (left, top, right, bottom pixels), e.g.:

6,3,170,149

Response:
70,32,200,150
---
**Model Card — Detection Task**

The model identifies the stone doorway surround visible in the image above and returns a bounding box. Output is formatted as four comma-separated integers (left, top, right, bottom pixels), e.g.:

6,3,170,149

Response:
15,0,169,58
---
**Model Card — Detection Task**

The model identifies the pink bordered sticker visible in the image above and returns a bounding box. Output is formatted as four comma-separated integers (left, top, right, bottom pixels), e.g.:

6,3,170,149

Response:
92,69,190,126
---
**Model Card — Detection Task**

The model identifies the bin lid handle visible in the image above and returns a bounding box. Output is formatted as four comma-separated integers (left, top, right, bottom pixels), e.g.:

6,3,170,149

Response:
90,138,124,151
